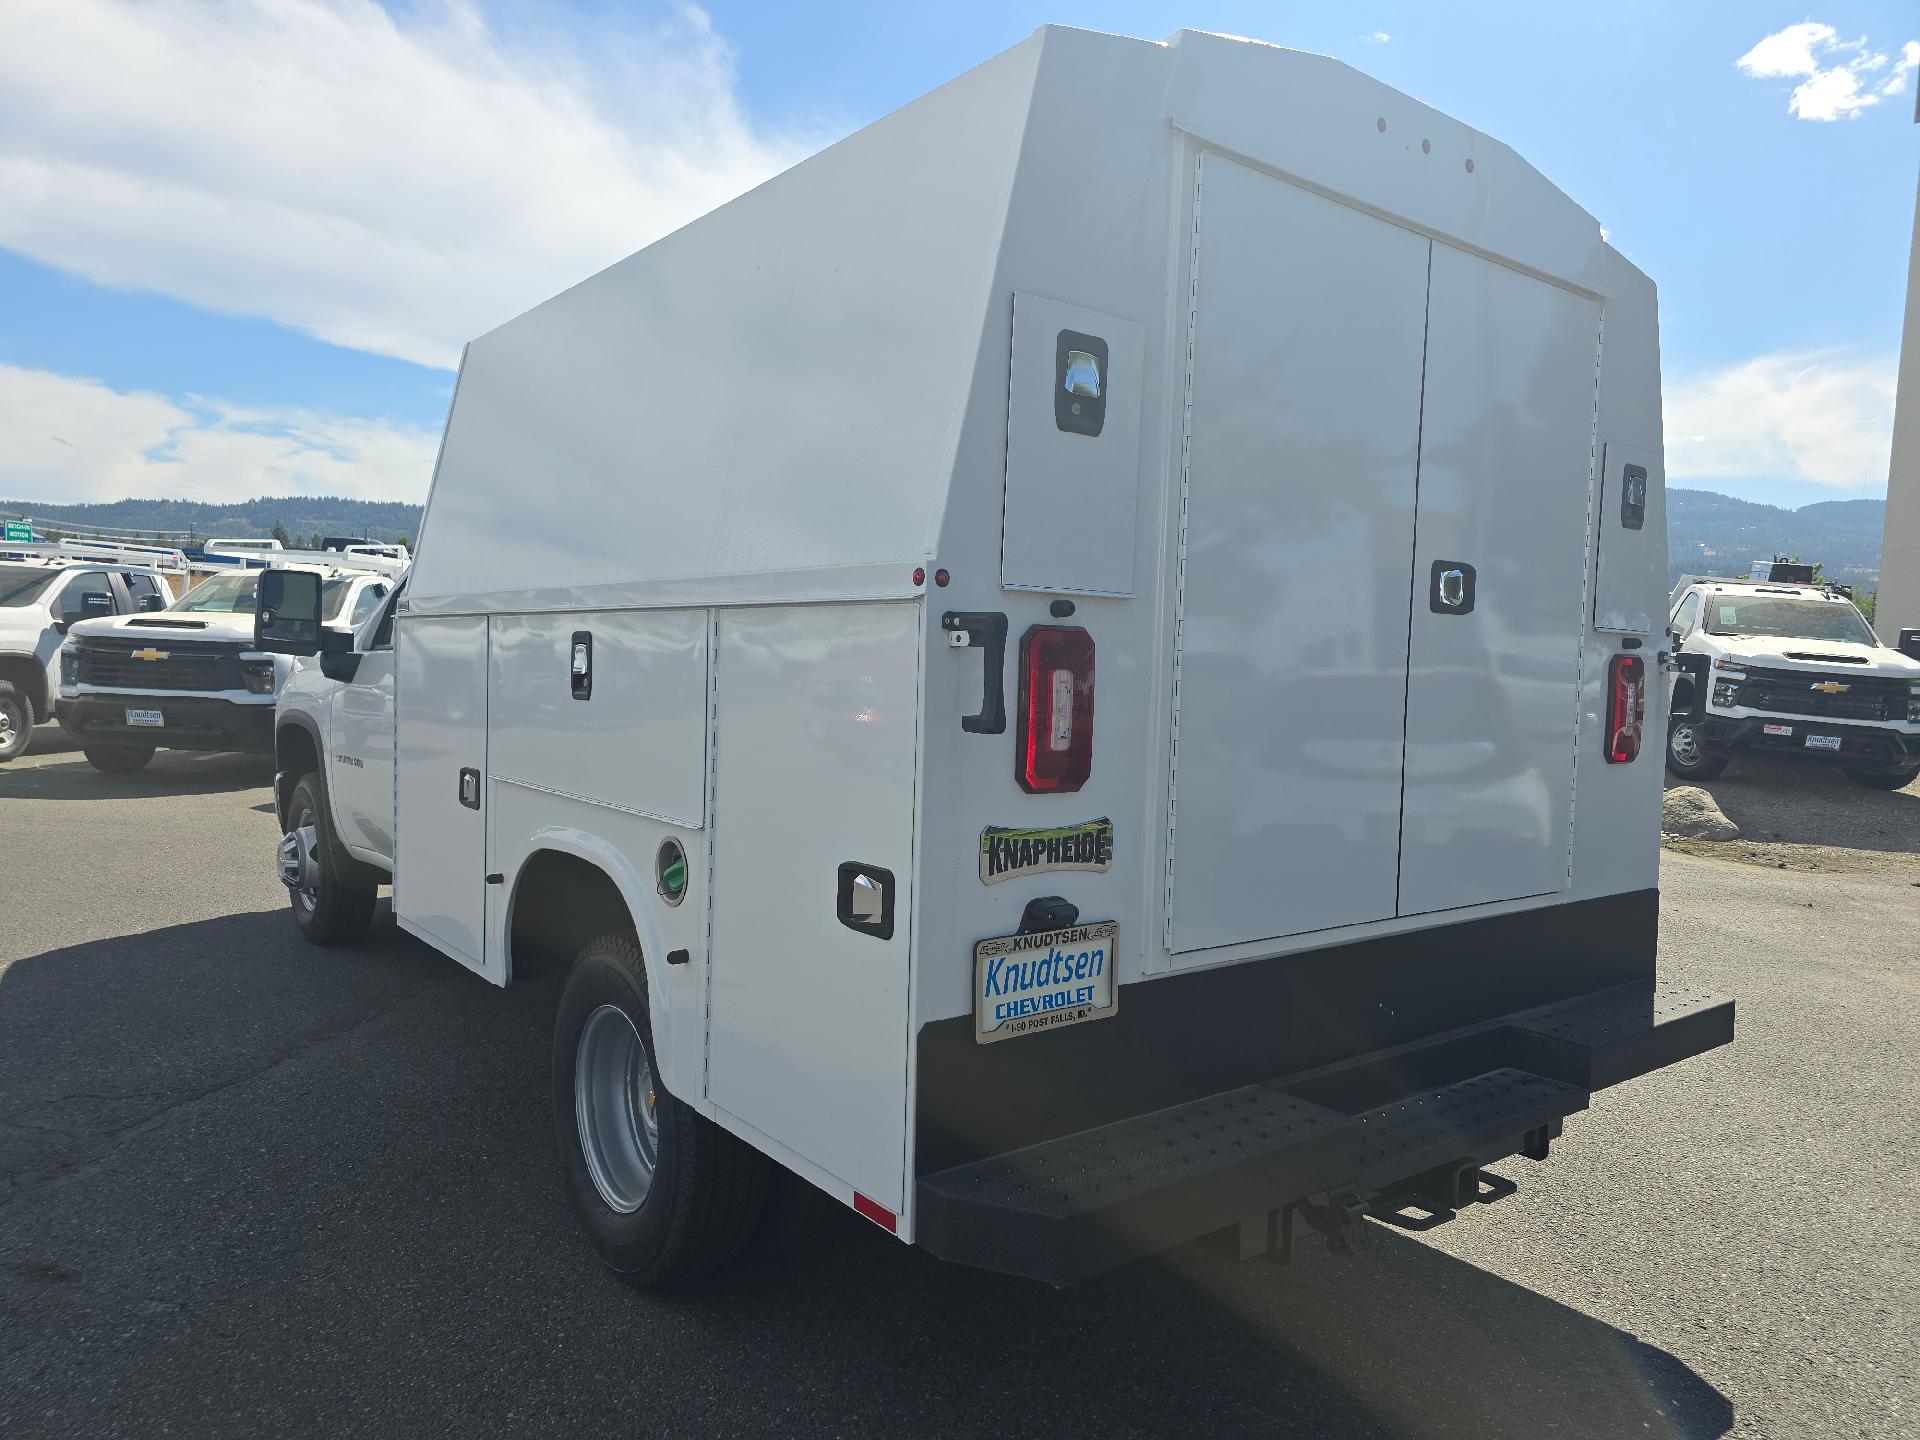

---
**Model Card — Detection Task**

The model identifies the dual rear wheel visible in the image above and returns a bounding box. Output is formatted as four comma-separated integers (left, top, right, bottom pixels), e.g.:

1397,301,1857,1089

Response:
552,932,829,1288
276,772,829,1286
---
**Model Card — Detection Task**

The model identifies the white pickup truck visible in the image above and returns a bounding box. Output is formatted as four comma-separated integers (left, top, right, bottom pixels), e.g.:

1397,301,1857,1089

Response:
0,542,184,762
57,552,399,774
1666,576,1920,788
255,26,1733,1291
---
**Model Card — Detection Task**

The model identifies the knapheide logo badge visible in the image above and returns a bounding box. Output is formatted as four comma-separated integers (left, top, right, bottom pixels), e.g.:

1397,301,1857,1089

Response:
979,817,1113,885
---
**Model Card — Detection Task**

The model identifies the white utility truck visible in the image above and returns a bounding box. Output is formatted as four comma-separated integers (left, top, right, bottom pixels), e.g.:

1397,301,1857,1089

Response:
1666,573,1920,787
258,26,1733,1288
0,541,187,762
58,550,401,773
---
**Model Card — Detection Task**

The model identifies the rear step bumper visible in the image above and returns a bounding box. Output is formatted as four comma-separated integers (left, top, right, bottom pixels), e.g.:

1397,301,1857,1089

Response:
915,980,1732,1286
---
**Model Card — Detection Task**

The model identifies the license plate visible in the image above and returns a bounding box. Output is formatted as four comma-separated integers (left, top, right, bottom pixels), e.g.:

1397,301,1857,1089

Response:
1806,734,1841,751
1762,723,1793,737
125,709,164,728
974,921,1118,1045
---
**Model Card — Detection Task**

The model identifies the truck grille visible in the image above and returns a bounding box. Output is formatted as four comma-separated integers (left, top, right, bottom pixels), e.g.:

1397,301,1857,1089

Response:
76,639,246,692
1736,666,1908,723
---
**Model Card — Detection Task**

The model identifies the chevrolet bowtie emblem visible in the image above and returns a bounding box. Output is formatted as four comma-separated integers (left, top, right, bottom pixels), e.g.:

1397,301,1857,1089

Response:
1810,681,1848,694
130,647,169,662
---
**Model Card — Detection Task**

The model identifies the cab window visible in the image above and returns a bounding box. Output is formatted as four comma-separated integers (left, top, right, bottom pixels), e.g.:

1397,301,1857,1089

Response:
56,570,115,624
350,582,389,629
122,572,164,610
1671,593,1701,638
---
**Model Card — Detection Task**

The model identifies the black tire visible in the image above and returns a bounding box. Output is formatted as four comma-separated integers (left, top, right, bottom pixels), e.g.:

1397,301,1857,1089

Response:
283,772,378,945
83,744,155,774
553,932,769,1287
1665,718,1728,782
1843,764,1920,792
0,682,29,762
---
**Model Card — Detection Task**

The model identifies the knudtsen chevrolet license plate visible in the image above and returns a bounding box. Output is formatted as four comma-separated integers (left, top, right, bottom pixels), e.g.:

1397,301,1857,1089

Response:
973,921,1118,1045
1805,734,1841,751
125,709,164,728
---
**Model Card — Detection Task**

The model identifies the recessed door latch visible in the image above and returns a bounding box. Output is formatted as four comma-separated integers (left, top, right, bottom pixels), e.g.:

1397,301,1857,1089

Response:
570,630,593,700
836,862,896,940
1429,561,1476,615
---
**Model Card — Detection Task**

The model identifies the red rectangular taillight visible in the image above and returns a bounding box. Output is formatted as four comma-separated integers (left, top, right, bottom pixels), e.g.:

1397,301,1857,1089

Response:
1606,654,1645,764
1017,625,1094,793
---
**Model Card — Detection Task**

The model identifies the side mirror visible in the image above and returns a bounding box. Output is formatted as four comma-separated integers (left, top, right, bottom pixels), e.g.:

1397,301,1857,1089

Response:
255,569,324,655
140,593,166,612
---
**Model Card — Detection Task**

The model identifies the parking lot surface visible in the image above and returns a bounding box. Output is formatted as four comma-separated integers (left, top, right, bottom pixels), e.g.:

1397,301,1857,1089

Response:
1,726,1914,1438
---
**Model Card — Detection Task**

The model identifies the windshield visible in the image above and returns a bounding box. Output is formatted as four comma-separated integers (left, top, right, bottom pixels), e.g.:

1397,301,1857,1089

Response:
0,563,59,608
173,571,356,621
1702,596,1877,646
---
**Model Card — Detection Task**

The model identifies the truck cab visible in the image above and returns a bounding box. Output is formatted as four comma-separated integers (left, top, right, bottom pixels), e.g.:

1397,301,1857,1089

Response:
57,553,399,774
0,542,183,762
1667,576,1920,789
272,580,402,903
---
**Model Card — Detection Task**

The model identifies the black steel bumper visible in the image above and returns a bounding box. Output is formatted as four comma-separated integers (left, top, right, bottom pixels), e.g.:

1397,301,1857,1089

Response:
1704,715,1916,770
56,694,275,754
915,980,1733,1286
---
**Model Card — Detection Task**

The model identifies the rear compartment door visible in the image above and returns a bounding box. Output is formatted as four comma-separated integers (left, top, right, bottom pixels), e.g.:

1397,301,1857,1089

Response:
707,603,918,1212
1395,244,1601,915
1167,156,1430,954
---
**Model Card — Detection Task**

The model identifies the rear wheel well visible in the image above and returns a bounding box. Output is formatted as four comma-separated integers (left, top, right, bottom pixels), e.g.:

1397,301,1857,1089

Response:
509,851,637,985
0,655,48,721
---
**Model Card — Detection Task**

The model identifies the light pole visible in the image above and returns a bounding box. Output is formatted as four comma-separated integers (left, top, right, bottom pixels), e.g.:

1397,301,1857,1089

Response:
1875,89,1920,643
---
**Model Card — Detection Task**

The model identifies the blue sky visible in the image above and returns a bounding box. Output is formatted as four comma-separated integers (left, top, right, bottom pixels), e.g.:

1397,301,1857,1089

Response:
0,1,1915,508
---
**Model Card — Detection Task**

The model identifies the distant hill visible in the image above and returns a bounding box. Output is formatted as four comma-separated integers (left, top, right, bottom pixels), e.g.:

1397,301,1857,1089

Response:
6,487,1888,592
1667,489,1883,590
0,496,422,546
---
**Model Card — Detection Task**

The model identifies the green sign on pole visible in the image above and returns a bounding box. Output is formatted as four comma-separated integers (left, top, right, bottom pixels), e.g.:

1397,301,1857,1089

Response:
3,521,31,543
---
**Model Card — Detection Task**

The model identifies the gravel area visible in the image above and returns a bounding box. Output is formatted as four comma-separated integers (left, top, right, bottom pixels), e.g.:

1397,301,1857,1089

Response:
1662,758,1920,878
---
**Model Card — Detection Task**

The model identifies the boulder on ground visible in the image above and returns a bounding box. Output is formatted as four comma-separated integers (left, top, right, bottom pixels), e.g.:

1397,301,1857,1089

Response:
1663,786,1739,841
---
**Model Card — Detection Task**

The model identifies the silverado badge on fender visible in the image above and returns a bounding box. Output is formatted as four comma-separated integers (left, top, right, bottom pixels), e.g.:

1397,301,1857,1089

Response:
978,817,1113,885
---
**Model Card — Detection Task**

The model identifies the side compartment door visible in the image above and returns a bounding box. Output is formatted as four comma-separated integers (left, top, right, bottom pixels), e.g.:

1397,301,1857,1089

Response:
393,613,496,979
1396,244,1602,915
708,603,918,1213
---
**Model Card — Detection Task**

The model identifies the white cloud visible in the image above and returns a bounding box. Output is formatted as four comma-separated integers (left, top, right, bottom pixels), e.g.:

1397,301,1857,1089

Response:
0,0,813,370
1664,351,1896,495
1362,32,1390,45
1883,40,1920,97
0,363,439,504
1736,21,1919,121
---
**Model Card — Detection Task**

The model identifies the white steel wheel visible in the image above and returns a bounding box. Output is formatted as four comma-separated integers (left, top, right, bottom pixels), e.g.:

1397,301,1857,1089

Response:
1669,722,1704,768
574,1003,660,1214
0,684,26,761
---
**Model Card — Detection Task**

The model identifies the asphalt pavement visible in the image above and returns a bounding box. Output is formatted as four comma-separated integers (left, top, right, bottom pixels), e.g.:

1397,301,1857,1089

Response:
1,724,1914,1438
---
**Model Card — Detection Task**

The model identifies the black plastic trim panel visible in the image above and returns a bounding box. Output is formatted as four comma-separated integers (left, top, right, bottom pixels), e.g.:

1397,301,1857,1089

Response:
916,890,1660,1176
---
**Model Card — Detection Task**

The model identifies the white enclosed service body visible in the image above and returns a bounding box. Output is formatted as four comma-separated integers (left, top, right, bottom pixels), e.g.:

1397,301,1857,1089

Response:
359,26,1726,1281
